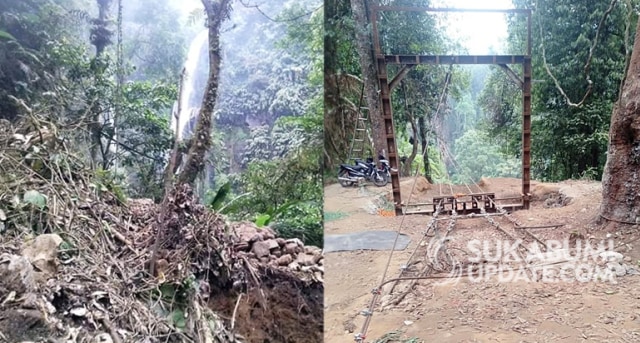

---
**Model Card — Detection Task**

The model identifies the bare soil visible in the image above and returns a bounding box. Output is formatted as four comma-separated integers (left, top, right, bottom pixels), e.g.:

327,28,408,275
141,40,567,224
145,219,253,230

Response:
209,267,323,343
324,177,640,343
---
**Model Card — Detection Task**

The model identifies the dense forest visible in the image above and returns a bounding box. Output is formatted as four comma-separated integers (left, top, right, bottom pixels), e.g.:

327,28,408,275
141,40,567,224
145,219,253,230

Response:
0,1,324,342
324,0,639,185
0,0,323,247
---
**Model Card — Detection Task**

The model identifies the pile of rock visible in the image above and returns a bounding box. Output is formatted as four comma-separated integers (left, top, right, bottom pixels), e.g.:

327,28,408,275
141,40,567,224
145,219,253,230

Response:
231,222,324,281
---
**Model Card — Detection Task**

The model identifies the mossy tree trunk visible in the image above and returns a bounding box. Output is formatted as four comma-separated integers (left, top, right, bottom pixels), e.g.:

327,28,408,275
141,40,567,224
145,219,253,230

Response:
176,0,232,185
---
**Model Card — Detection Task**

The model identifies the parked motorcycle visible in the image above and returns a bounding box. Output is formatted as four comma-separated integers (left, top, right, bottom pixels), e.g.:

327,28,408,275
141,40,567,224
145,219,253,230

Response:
338,158,388,187
378,156,398,182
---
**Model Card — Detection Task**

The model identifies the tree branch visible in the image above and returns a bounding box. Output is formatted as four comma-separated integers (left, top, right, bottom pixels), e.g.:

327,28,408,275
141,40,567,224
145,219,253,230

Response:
537,0,617,108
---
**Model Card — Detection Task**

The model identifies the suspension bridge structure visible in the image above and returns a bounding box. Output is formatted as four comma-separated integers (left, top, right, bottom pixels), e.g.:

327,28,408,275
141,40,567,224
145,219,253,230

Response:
368,6,533,216
352,6,535,342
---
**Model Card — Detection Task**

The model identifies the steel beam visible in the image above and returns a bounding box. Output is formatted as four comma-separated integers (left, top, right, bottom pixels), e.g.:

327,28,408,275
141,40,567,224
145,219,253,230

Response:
371,6,532,14
369,5,533,216
522,57,532,209
497,64,523,87
385,54,526,65
389,65,415,91
376,55,403,215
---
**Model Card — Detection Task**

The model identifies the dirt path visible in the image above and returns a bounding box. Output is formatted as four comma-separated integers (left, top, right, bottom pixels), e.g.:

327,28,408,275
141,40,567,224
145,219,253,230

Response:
324,178,640,343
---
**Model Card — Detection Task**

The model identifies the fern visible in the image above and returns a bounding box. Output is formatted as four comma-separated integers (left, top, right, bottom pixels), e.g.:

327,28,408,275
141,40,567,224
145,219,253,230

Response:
186,8,205,27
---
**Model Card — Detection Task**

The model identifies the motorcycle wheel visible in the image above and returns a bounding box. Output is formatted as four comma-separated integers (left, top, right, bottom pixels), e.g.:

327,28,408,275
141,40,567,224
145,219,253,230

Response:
373,171,388,187
338,169,354,187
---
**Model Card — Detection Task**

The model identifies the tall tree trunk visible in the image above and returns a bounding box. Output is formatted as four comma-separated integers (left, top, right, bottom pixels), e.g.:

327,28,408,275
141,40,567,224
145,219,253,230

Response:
350,0,386,165
151,0,232,278
89,0,113,168
402,113,418,177
324,0,339,168
111,0,123,171
176,0,232,185
600,19,640,224
418,116,432,183
402,84,419,176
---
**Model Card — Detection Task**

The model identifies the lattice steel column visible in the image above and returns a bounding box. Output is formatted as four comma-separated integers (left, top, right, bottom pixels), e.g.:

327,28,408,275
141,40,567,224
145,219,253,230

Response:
376,56,403,215
522,57,532,209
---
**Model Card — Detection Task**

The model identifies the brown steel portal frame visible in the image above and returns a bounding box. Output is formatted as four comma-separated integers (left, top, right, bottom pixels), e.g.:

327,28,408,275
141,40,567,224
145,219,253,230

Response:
369,6,532,215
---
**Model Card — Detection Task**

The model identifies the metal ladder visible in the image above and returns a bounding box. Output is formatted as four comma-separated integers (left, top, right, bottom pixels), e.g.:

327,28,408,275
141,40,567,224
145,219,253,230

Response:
347,107,372,162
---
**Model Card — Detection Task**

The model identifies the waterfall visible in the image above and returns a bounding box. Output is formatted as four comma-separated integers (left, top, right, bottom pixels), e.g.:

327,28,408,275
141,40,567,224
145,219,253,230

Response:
171,29,215,197
172,29,209,142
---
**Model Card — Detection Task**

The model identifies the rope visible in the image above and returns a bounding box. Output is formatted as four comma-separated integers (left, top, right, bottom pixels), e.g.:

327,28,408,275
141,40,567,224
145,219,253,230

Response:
356,64,454,343
357,58,542,340
433,123,529,229
438,139,477,195
389,200,443,294
354,43,610,336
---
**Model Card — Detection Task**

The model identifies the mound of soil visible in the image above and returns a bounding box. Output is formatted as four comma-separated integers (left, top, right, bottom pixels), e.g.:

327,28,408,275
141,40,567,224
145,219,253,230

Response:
414,176,431,192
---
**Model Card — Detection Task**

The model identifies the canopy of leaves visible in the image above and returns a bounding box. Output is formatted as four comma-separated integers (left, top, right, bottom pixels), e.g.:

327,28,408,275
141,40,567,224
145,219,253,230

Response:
0,0,92,120
484,0,639,181
201,1,324,247
324,0,469,177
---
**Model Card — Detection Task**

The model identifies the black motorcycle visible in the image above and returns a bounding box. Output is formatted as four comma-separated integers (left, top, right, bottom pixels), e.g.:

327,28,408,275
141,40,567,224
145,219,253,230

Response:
338,157,388,187
378,156,397,182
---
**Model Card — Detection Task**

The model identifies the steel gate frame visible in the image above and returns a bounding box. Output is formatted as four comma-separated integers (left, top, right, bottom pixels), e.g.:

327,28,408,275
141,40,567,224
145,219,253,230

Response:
369,6,533,215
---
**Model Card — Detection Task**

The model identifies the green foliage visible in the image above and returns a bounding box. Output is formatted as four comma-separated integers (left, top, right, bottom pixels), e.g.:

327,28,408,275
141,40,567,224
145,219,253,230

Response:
117,81,175,200
0,30,16,40
506,0,637,181
23,190,47,210
230,143,322,247
214,1,318,129
271,201,322,247
396,130,448,181
170,308,187,329
0,0,90,121
149,276,198,331
324,0,463,174
377,0,447,56
276,3,324,86
451,129,520,183
0,0,183,203
122,0,186,81
255,214,272,227
91,168,127,204
208,181,231,211
1,0,324,250
477,65,522,158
